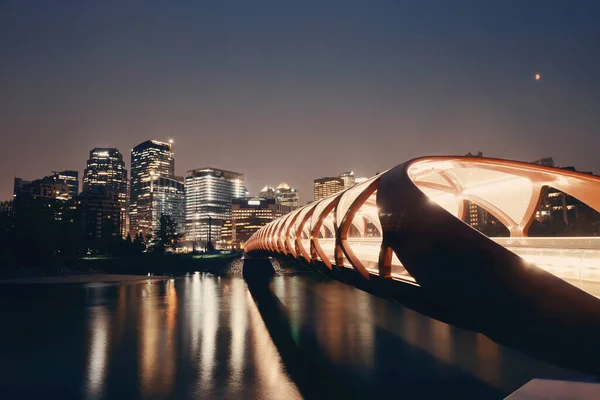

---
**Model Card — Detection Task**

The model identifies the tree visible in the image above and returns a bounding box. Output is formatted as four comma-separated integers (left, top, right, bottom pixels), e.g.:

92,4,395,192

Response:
133,232,146,254
0,201,15,270
154,214,180,254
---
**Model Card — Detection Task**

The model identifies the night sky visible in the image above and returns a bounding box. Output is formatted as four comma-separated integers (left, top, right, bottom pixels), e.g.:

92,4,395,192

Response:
2,1,599,203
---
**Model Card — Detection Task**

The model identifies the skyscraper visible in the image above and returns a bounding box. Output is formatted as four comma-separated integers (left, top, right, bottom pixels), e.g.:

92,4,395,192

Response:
130,140,175,236
185,167,245,248
260,183,299,216
83,148,128,236
148,176,185,235
79,186,121,248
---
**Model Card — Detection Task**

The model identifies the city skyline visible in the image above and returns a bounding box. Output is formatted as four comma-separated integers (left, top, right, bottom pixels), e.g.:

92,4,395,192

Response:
2,1,600,203
5,135,597,205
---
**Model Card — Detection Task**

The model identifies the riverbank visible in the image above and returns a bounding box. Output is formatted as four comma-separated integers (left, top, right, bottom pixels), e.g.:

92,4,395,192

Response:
0,252,244,279
0,274,170,285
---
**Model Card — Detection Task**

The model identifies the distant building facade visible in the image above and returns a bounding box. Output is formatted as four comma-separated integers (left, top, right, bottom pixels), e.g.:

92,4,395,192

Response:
79,186,121,247
222,197,277,250
275,183,299,216
531,157,555,167
313,171,355,201
13,172,78,226
14,176,70,202
260,183,299,216
338,171,356,188
50,170,79,199
148,176,185,235
83,148,128,236
530,159,600,236
259,186,276,200
129,140,175,236
185,167,245,248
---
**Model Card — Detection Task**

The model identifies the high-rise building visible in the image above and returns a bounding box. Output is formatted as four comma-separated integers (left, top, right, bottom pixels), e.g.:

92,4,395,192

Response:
313,171,356,201
79,186,121,248
339,171,355,188
275,183,299,216
50,170,79,199
129,140,175,236
222,197,277,250
260,183,299,216
83,148,128,236
148,176,185,235
185,167,245,248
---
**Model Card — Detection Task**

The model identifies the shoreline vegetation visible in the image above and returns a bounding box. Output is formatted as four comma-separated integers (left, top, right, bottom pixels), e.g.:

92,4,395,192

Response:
0,274,171,285
0,252,243,283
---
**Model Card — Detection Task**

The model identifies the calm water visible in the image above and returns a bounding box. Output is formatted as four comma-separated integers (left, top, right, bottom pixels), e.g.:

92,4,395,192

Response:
0,260,584,399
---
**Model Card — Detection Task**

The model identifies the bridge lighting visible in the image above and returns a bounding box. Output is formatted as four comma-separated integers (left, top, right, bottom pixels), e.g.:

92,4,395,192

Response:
246,156,600,298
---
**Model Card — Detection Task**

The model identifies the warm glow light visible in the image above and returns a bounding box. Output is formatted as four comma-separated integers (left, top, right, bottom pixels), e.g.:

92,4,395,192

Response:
247,157,600,299
535,73,541,80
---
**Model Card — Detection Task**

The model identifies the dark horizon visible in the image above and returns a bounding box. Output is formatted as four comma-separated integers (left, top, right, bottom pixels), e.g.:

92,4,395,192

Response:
2,1,600,203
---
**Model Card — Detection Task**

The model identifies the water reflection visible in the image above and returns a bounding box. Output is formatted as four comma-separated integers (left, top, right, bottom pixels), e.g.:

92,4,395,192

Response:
229,278,246,392
270,273,578,397
139,280,177,397
197,274,218,395
0,269,588,400
85,305,109,399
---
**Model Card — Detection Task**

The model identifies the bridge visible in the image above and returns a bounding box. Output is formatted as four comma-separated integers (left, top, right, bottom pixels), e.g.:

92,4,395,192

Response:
244,156,600,375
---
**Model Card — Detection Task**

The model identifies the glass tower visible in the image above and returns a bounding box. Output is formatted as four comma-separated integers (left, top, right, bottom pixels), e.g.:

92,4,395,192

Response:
185,168,245,248
130,140,175,236
83,148,128,236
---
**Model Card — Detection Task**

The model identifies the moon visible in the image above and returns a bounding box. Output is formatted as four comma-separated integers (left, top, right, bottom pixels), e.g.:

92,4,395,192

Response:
535,73,541,80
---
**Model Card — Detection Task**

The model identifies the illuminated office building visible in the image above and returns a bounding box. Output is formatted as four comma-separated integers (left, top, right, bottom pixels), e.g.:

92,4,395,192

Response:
185,167,245,248
13,173,73,223
314,177,344,202
313,171,356,201
339,171,356,188
275,183,299,216
314,171,356,201
148,176,185,235
14,169,78,202
130,140,175,236
50,170,79,199
532,164,600,236
13,176,70,201
260,183,299,216
83,148,128,236
222,197,276,250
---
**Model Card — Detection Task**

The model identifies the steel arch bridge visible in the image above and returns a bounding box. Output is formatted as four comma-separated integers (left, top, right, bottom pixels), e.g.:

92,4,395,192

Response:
244,156,600,374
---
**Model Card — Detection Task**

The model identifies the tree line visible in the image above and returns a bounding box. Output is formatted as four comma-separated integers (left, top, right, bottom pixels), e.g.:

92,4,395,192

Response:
0,195,181,271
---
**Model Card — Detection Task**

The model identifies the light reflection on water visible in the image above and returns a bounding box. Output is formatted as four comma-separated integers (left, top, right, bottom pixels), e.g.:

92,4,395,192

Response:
270,273,579,397
85,305,109,399
0,266,585,399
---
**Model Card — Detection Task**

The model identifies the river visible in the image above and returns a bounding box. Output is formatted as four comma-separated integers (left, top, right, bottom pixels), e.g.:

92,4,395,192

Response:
0,258,586,399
